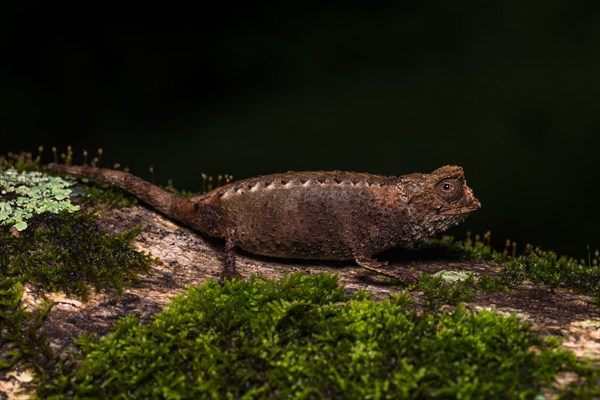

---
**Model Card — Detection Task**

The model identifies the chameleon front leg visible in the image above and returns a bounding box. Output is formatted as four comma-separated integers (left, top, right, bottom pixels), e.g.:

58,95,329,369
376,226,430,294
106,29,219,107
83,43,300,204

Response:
354,255,419,285
219,227,243,283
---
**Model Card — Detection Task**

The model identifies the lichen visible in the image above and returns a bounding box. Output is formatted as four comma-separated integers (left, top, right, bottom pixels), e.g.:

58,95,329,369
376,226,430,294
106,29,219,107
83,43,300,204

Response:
0,167,79,231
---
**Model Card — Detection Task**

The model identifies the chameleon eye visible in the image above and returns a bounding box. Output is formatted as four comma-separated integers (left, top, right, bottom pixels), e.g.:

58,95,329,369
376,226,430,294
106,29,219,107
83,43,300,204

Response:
436,178,463,202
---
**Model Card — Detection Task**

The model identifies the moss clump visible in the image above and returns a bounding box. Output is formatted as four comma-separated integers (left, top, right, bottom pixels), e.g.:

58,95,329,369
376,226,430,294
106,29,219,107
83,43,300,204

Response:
39,273,592,399
0,151,154,386
0,210,154,381
0,150,43,171
70,179,139,209
416,272,478,312
497,250,600,304
425,233,600,305
0,211,152,301
0,280,53,371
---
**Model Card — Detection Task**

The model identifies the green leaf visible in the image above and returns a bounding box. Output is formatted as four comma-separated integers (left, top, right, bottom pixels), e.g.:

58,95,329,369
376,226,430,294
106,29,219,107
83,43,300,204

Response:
13,221,27,231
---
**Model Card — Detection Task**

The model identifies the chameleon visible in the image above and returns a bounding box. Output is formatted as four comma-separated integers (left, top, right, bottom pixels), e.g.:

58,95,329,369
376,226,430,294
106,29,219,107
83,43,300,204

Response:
48,163,481,284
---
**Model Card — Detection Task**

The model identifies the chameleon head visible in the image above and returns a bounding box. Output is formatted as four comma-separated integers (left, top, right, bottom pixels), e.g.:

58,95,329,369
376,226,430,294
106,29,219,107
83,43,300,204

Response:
430,165,481,215
402,165,481,234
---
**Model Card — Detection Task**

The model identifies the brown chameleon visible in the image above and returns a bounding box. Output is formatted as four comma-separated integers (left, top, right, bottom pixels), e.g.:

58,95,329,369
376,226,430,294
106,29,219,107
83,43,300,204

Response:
48,164,481,284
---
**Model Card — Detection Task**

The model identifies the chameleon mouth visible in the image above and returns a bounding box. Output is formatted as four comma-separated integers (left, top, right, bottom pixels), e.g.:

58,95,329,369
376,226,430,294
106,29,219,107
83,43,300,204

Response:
456,199,481,215
465,198,482,212
439,198,481,216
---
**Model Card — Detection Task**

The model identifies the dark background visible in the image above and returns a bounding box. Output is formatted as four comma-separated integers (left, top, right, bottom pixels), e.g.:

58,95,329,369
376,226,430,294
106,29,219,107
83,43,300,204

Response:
2,2,599,258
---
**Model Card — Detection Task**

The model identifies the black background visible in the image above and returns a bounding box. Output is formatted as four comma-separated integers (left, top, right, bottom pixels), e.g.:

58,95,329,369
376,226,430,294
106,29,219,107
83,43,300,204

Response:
2,2,599,258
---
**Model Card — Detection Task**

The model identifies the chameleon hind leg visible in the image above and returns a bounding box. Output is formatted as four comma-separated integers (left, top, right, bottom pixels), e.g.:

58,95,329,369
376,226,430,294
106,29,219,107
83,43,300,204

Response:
219,227,243,284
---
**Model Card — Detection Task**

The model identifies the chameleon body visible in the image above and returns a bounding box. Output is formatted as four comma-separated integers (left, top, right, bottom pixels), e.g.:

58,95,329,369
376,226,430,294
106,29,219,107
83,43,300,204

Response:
48,164,480,283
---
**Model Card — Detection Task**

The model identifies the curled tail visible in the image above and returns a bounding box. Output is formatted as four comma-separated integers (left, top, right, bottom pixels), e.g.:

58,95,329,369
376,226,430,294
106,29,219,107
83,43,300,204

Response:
47,163,200,230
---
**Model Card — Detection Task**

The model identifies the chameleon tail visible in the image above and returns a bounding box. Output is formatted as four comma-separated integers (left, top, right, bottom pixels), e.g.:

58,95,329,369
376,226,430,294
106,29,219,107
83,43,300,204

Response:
47,163,200,230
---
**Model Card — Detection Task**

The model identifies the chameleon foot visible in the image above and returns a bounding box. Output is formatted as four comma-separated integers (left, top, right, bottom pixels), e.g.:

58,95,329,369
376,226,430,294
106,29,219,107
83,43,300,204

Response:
354,255,419,285
218,227,243,284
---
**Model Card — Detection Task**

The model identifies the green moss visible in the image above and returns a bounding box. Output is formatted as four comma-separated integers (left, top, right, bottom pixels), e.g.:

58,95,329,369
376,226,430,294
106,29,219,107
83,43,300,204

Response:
0,150,42,171
0,211,152,301
70,179,139,209
499,250,600,304
0,209,154,386
419,233,495,261
0,279,28,369
502,249,600,304
416,272,478,312
559,366,600,399
423,233,600,305
0,280,53,371
0,151,155,388
38,273,594,399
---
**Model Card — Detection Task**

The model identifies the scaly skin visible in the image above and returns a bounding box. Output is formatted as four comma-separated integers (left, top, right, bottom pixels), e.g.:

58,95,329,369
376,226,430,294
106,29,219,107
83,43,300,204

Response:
48,164,481,284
